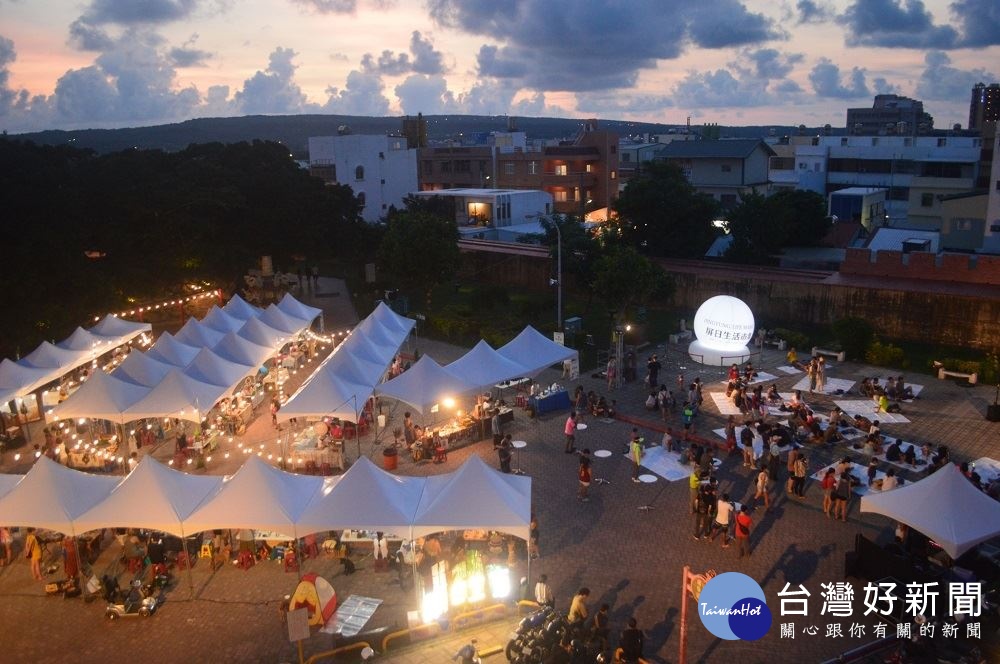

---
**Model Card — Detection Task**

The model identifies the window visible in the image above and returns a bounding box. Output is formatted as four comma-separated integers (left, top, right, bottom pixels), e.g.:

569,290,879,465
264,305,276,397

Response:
528,161,538,175
586,164,593,173
454,160,471,173
840,138,849,146
554,164,568,176
355,165,365,180
937,138,947,147
920,193,934,207
610,170,617,179
554,190,568,202
573,187,580,202
813,163,821,172
441,161,452,173
422,160,433,175
357,192,366,207
798,162,807,170
621,153,632,163
952,219,974,232
504,162,515,175
721,164,732,172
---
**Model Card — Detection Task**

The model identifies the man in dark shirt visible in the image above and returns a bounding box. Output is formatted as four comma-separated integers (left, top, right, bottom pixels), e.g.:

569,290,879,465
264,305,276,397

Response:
620,617,644,663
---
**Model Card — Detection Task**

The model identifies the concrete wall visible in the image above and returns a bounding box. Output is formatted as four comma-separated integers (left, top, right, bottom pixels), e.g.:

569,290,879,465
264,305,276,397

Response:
840,248,1000,285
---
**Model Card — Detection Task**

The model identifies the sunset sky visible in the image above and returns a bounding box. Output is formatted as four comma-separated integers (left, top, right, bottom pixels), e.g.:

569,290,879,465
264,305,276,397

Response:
1,0,997,133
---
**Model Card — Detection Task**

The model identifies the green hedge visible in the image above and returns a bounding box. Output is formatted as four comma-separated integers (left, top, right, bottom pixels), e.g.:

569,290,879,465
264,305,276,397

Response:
772,327,809,351
865,340,907,368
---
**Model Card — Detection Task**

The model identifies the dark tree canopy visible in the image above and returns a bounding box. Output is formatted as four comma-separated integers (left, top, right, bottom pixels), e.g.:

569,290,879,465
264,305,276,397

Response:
723,189,831,264
591,246,670,320
0,138,366,358
611,161,717,258
517,214,601,288
376,211,460,307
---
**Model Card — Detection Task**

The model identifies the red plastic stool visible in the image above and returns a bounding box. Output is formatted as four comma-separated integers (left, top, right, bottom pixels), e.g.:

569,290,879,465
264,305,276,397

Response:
283,550,299,573
515,395,527,408
174,551,190,570
304,461,318,475
237,550,255,570
434,446,448,463
127,556,144,574
320,462,332,476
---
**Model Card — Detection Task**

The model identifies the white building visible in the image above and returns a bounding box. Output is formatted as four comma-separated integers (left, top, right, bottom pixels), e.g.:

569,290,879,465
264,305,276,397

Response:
767,134,982,226
308,134,418,223
410,188,554,241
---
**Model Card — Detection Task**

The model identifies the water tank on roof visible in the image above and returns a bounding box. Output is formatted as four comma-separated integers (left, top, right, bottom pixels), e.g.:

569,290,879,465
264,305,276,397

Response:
902,239,931,254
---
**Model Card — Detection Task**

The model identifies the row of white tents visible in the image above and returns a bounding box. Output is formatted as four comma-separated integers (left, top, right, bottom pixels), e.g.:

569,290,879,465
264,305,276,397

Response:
0,453,531,542
278,323,578,421
47,293,322,425
0,315,153,407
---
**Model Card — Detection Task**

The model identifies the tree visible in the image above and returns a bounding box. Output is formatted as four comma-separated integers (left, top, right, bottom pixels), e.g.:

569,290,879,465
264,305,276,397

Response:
723,189,832,264
611,161,717,258
376,211,460,307
517,214,601,288
591,246,670,320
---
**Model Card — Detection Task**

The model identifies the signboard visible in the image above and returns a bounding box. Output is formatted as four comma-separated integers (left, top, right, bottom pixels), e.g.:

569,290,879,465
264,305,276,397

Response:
566,357,580,381
287,607,311,643
553,332,565,346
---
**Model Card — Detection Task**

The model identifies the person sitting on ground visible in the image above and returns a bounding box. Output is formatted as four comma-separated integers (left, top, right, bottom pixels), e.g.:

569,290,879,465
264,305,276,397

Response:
902,443,917,466
644,391,658,411
607,400,618,419
884,439,901,462
882,468,899,491
766,384,781,405
885,377,899,400
786,346,801,369
897,376,915,400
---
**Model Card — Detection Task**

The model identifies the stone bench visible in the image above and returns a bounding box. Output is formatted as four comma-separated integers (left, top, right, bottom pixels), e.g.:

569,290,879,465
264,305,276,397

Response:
812,347,846,362
668,330,694,344
937,367,978,384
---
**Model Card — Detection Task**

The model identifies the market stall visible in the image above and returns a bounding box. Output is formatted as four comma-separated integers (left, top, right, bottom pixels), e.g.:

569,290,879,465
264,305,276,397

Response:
289,424,345,472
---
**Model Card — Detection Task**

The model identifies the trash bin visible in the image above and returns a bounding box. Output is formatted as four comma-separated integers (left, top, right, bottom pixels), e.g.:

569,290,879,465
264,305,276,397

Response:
382,448,398,471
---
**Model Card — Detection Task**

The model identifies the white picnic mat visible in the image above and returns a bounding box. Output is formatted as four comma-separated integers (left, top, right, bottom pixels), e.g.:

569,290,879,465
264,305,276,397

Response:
811,462,886,496
709,391,743,415
971,458,1000,485
902,384,925,402
792,376,856,395
321,595,383,636
873,437,928,471
834,400,911,424
719,371,780,386
621,446,695,482
777,366,802,375
712,425,794,460
765,393,800,416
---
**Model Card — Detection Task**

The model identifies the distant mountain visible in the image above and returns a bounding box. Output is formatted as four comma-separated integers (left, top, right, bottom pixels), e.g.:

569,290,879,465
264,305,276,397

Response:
9,114,823,156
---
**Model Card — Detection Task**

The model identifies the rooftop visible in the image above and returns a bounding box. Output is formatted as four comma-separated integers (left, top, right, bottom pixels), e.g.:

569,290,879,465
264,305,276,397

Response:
656,138,775,159
831,187,886,196
412,188,545,197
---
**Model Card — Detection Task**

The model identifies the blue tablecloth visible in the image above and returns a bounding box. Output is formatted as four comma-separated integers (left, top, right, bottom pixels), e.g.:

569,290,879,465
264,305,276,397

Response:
529,390,572,415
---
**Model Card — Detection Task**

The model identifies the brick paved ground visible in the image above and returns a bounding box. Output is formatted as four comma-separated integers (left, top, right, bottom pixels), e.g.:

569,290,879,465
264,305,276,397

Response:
2,300,999,663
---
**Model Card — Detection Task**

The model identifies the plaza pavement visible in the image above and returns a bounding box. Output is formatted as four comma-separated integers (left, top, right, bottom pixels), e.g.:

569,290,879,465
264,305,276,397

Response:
2,296,999,662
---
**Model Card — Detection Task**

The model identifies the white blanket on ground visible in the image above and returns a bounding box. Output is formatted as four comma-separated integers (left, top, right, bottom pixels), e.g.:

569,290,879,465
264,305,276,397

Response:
777,366,802,375
719,371,780,387
811,462,886,496
621,446,699,482
709,391,743,415
792,376,856,395
834,400,911,424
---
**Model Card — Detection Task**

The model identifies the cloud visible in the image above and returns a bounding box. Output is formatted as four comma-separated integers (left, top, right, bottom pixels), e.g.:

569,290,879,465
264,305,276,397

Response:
950,0,1000,47
394,74,457,114
169,37,212,67
430,0,779,93
872,77,899,94
915,50,997,101
81,0,199,25
574,92,674,115
673,69,770,108
323,69,390,115
511,92,548,116
796,0,834,23
289,0,356,13
359,31,445,76
685,2,785,49
233,47,310,114
741,48,803,80
69,19,114,51
808,57,871,98
456,79,519,116
838,0,958,49
0,35,18,114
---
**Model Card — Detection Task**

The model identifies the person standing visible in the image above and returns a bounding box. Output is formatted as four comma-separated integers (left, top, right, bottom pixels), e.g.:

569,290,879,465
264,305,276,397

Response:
689,469,701,513
528,513,540,560
498,435,513,474
534,574,554,608
619,617,645,664
740,425,754,468
833,471,853,522
816,356,826,393
657,385,670,422
821,467,837,517
564,411,577,454
568,587,591,630
606,358,617,390
724,416,737,455
792,454,809,498
0,526,12,566
735,505,753,560
710,493,734,548
693,482,715,541
807,358,818,394
491,409,503,447
591,604,611,650
646,355,661,390
753,464,770,510
24,528,43,581
786,446,800,494
578,457,592,502
629,431,644,482
403,412,416,449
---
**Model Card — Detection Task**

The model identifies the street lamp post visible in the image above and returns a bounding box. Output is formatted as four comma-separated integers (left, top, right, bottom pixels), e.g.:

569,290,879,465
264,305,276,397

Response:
554,220,562,331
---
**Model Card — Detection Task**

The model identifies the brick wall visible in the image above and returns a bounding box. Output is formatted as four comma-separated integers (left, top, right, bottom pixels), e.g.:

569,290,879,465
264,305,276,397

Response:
840,248,1000,286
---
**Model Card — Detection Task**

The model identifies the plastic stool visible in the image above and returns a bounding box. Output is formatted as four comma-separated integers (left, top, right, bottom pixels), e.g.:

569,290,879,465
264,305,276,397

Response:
515,395,527,408
434,447,448,463
127,556,144,574
304,461,318,475
199,542,213,559
283,550,299,573
320,462,332,476
237,550,255,570
174,551,190,570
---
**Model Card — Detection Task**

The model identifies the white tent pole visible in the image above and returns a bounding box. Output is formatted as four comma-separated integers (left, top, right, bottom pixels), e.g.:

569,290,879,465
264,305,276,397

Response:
179,523,196,597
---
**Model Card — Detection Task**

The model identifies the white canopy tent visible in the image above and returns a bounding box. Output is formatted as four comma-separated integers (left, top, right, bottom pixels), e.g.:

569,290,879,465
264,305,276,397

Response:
184,348,254,389
447,340,530,390
49,370,149,423
370,301,415,338
296,457,422,535
412,455,531,541
57,327,110,353
212,332,273,369
222,294,262,321
258,304,313,336
18,342,93,393
0,456,119,532
277,293,322,324
861,464,1000,559
353,316,405,353
74,457,223,537
146,332,201,368
184,456,323,534
277,371,371,423
497,326,577,378
202,306,246,334
376,356,478,415
122,369,228,424
175,318,226,349
0,474,24,500
237,316,289,350
112,351,174,388
89,315,152,346
0,359,55,405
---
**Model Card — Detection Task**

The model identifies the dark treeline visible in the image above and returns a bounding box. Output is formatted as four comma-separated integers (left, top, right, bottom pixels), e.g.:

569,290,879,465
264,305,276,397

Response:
0,138,373,359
